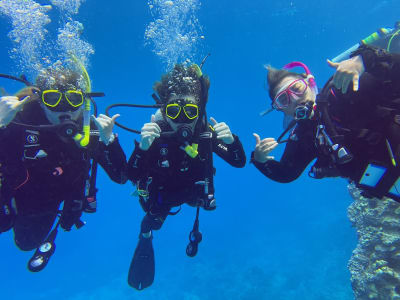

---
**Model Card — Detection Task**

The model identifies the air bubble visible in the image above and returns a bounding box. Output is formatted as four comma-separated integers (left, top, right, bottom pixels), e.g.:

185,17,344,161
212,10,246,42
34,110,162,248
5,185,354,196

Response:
145,0,204,70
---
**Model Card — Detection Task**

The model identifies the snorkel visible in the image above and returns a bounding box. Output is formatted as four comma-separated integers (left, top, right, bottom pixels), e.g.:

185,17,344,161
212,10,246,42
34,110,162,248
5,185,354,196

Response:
71,54,91,147
180,63,205,158
283,61,318,95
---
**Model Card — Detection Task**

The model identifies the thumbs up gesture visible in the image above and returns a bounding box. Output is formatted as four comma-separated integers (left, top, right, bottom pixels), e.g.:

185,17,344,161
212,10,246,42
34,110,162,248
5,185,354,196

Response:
0,96,32,128
139,114,161,151
253,133,278,163
210,117,234,144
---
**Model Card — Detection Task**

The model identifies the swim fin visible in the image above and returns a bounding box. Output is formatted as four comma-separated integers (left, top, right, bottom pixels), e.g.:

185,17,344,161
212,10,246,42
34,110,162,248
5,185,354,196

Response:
127,235,155,290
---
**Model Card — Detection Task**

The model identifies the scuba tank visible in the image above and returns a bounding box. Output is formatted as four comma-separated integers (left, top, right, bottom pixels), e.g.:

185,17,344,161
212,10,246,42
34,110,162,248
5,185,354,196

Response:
331,21,400,63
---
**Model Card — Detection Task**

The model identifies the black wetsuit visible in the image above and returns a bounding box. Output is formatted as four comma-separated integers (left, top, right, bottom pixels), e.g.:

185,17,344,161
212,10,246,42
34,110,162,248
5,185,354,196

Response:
0,107,127,251
127,125,246,233
252,45,400,188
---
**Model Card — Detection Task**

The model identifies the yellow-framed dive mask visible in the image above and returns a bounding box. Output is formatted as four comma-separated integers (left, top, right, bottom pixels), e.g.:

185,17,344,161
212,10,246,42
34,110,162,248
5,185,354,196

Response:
165,101,199,122
41,90,84,111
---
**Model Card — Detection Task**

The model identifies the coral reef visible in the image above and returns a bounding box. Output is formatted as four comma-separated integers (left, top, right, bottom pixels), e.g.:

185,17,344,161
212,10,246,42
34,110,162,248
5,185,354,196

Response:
348,184,400,299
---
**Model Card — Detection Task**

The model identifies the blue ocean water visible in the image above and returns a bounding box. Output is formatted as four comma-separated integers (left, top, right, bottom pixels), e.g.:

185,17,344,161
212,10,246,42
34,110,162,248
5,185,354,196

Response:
1,0,399,299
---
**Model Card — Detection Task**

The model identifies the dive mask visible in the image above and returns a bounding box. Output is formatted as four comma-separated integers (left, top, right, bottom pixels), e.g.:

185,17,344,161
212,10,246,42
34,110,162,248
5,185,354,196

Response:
272,79,309,110
41,89,85,112
165,99,199,123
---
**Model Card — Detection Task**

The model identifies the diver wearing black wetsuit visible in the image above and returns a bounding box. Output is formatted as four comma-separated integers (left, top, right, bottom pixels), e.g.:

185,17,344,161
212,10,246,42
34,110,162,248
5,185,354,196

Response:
0,99,127,251
127,124,246,232
252,45,400,189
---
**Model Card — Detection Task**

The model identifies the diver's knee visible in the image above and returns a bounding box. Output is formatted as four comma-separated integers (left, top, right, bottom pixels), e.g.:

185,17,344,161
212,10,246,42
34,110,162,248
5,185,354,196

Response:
14,237,40,251
141,214,165,232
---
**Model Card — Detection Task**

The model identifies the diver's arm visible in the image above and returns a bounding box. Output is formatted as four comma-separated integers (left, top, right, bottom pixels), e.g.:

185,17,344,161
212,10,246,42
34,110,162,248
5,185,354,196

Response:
251,138,316,183
212,133,246,168
95,135,128,184
351,44,400,84
126,140,151,182
0,96,32,127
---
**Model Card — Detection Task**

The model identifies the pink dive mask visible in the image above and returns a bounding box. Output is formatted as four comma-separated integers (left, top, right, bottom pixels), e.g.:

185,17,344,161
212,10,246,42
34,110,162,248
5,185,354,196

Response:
271,62,318,110
260,61,318,116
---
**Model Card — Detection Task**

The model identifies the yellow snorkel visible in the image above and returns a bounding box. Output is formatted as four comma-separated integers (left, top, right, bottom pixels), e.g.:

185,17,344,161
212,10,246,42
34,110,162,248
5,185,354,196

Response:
71,54,91,147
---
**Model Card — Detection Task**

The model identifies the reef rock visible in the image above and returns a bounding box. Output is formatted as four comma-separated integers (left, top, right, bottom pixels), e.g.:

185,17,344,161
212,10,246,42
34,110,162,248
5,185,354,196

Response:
347,184,400,299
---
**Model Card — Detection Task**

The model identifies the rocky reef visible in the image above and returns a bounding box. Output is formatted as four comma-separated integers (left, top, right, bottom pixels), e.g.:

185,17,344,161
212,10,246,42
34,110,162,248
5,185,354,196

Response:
347,184,400,299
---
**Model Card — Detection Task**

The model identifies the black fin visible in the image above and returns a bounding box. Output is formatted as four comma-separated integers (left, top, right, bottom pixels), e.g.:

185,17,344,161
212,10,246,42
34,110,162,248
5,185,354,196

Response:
127,236,155,290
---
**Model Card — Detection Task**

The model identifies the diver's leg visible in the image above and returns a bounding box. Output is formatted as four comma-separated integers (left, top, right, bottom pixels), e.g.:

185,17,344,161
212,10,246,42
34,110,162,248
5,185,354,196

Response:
128,203,169,290
13,210,58,251
12,191,60,251
140,210,169,236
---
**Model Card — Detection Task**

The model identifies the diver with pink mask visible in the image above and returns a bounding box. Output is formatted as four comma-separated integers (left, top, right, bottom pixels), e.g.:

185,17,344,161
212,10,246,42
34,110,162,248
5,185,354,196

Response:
251,43,400,202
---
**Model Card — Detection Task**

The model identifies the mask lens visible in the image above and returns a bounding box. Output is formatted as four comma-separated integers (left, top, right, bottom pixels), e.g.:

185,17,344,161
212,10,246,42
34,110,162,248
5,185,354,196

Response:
165,104,181,119
65,91,84,107
42,91,62,107
289,80,307,95
273,92,290,110
184,104,199,119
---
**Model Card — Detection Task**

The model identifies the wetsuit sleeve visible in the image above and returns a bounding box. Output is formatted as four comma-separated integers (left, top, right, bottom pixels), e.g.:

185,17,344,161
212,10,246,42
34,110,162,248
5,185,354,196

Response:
94,134,128,184
352,44,400,86
212,133,246,168
126,140,151,182
251,136,316,183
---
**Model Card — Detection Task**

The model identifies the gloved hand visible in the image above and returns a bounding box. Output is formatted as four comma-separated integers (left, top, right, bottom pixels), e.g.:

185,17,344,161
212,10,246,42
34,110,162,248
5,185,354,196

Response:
0,96,31,127
139,114,161,151
210,117,234,144
327,55,365,93
253,133,278,163
91,113,120,145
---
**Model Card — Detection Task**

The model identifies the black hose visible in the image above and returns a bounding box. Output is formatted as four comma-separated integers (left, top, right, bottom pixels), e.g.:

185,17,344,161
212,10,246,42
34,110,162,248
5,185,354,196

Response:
105,103,161,134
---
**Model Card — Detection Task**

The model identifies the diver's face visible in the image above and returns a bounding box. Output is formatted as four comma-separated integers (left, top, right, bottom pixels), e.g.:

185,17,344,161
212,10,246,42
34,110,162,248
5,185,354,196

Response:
164,94,199,132
274,76,316,117
41,103,83,125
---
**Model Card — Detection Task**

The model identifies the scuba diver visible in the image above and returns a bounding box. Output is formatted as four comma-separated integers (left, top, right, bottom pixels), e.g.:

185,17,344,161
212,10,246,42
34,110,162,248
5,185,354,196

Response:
252,24,400,202
0,66,127,272
124,63,246,290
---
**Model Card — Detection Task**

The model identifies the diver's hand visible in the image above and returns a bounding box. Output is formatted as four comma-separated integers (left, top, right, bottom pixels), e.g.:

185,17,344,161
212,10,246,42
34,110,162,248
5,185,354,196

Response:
327,55,365,93
92,114,120,145
210,117,234,144
139,114,161,151
0,96,31,127
253,133,278,163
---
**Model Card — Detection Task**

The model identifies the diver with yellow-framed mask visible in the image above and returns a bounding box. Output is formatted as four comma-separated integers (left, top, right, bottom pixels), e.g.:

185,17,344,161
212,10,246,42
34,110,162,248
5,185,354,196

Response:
0,66,127,272
108,62,246,290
